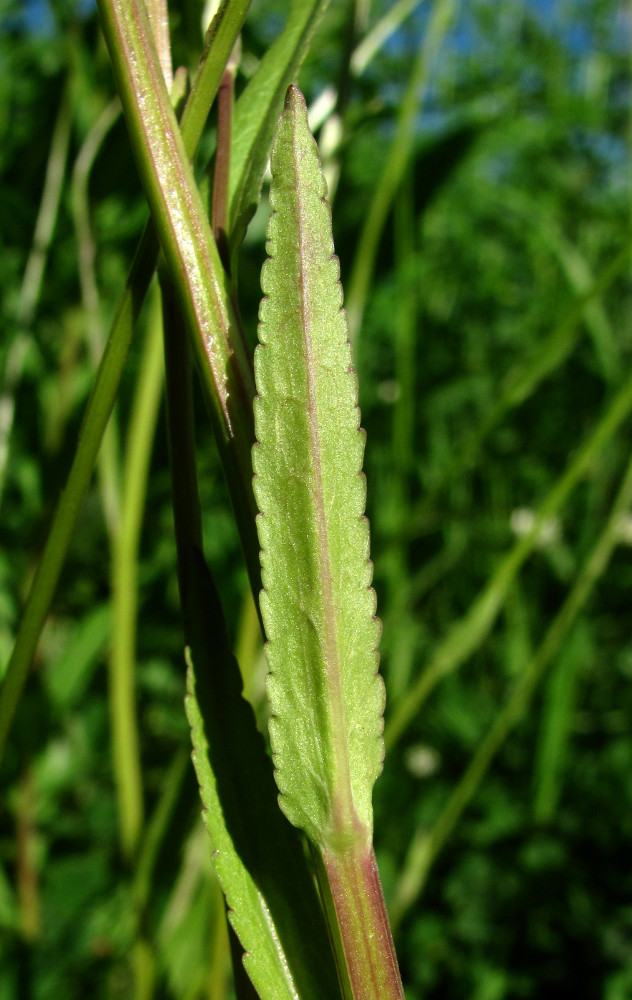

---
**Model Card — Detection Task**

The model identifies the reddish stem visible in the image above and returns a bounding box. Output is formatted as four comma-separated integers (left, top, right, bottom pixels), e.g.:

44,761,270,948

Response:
315,838,405,1000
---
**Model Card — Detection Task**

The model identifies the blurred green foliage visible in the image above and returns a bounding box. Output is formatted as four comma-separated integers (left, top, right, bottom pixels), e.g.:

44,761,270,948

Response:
2,0,632,997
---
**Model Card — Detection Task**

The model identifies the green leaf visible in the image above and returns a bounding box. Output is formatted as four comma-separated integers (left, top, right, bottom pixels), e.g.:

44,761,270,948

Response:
185,550,341,1000
228,0,330,253
253,86,385,850
97,0,261,595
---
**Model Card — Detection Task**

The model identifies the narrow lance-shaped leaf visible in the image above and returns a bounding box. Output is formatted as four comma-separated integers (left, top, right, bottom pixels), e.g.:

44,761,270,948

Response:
184,553,342,1000
253,85,384,855
96,0,260,595
253,87,404,1000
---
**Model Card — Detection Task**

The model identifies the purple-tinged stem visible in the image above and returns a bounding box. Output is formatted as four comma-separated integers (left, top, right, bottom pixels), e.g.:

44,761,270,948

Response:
314,837,405,1000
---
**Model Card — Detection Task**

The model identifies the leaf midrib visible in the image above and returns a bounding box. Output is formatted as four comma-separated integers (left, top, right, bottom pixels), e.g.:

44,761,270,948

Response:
291,119,357,837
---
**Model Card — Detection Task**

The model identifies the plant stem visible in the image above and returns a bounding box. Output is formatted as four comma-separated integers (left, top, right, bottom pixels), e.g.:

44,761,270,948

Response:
314,840,405,1000
109,286,164,862
212,50,238,248
350,0,425,77
133,748,189,910
71,96,122,541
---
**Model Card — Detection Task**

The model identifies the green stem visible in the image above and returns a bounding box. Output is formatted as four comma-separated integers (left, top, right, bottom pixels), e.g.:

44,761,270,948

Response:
133,748,189,910
110,287,164,862
71,96,122,542
132,939,154,1000
350,0,424,77
0,224,158,764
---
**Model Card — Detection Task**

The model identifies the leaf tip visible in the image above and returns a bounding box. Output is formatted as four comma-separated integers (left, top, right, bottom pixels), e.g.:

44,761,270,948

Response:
284,82,305,114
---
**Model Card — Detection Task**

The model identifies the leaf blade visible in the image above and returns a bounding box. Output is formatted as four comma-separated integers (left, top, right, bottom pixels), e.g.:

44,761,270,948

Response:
185,551,342,1000
253,86,384,849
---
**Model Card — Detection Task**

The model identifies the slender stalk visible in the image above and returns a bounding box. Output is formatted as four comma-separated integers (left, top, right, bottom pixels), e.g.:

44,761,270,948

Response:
128,749,189,1000
351,0,426,77
0,224,158,764
212,47,239,248
108,0,170,875
313,841,405,1000
385,366,632,749
71,96,122,541
133,748,189,909
110,287,164,862
532,624,585,823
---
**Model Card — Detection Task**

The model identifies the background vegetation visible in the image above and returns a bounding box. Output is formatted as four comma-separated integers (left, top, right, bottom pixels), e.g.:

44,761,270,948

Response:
2,0,632,997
